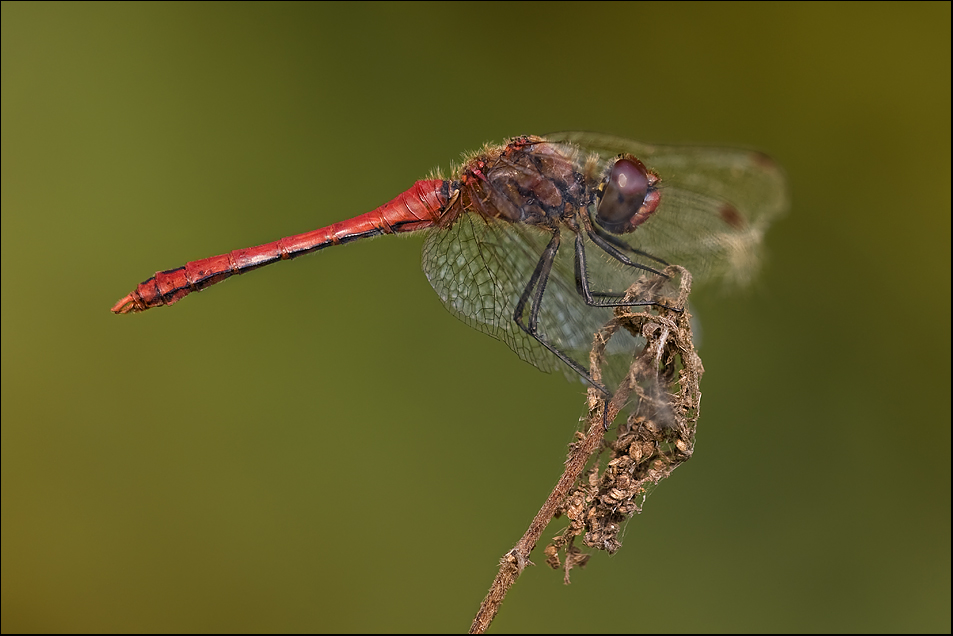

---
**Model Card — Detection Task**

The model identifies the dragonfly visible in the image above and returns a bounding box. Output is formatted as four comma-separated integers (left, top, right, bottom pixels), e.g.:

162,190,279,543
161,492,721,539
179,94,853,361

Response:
112,132,787,396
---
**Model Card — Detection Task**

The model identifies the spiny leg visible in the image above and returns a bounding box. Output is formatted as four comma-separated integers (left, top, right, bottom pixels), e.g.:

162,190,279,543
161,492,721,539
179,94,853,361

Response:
574,231,674,308
513,228,610,397
589,222,669,268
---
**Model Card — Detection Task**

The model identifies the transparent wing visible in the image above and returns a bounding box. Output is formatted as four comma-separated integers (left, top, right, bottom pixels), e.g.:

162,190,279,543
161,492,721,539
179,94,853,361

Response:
421,213,645,389
547,131,789,289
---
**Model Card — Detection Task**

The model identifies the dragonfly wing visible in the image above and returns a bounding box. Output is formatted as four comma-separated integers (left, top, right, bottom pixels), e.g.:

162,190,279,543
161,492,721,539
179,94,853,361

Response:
422,213,647,390
547,132,789,288
422,213,560,374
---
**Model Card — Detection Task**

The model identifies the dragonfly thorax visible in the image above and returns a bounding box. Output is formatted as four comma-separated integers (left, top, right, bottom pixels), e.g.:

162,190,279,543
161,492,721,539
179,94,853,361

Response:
451,136,597,230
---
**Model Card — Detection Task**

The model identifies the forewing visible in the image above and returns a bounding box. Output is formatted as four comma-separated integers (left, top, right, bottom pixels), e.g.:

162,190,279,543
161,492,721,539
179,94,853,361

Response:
547,132,789,288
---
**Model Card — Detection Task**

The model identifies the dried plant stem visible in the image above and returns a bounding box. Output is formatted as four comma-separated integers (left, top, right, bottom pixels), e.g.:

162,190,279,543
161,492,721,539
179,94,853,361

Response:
468,267,698,634
467,393,615,634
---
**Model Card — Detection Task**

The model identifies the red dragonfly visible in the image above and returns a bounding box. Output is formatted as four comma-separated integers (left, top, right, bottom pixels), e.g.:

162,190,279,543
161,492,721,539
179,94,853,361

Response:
112,133,786,395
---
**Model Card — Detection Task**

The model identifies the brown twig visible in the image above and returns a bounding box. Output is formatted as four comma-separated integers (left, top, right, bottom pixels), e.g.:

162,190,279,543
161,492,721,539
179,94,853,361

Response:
547,266,703,563
467,395,612,634
468,267,701,633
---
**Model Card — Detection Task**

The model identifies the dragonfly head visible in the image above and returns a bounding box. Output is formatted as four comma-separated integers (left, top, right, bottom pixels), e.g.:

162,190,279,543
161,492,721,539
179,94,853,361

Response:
595,156,660,234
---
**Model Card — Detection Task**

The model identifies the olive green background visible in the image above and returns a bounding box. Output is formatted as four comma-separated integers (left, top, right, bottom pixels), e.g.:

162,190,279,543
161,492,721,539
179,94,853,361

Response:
2,2,949,633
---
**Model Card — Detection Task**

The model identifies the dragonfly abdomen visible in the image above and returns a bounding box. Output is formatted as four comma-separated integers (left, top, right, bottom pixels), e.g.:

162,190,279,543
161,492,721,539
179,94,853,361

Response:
111,179,449,314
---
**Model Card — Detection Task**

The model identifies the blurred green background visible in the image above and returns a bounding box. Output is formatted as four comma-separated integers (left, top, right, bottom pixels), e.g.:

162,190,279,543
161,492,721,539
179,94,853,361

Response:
2,2,949,632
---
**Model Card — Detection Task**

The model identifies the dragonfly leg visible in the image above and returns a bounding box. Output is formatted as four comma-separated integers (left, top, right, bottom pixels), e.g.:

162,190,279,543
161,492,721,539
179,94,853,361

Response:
513,228,611,397
584,228,663,277
574,231,682,312
589,222,669,268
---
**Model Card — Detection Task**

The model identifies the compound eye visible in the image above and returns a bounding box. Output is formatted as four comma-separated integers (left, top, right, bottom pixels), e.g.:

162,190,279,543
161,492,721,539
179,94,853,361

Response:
597,158,649,232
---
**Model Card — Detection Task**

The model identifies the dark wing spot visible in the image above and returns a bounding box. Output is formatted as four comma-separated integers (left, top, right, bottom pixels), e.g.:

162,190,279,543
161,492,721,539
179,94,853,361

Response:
719,204,746,229
751,150,779,170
